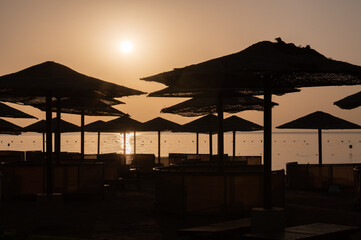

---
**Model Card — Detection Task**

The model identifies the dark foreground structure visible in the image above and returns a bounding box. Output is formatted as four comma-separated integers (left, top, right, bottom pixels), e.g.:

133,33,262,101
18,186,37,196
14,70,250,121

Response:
1,175,361,240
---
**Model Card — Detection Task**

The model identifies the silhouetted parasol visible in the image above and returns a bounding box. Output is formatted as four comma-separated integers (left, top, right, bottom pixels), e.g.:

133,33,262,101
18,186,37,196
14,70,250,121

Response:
161,96,278,117
179,114,218,158
102,116,143,155
161,96,270,157
0,118,23,135
84,120,108,155
30,97,127,161
0,102,35,134
224,115,263,158
140,117,181,164
0,61,144,195
24,118,80,152
334,91,361,110
277,111,361,165
0,102,37,119
142,38,361,209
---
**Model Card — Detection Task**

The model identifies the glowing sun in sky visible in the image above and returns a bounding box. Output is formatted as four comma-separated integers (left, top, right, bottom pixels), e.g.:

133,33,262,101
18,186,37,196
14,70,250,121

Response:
120,40,134,54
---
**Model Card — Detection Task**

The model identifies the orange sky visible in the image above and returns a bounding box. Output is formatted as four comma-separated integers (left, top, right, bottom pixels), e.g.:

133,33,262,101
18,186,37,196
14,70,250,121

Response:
1,0,361,129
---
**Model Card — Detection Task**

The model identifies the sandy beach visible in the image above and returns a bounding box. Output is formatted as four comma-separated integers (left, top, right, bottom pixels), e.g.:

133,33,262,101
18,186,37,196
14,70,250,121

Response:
1,176,360,240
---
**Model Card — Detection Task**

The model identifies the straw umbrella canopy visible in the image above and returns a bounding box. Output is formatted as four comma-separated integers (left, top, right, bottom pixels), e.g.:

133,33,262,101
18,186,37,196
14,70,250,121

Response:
29,97,127,160
0,61,144,195
139,117,181,164
223,116,263,158
277,111,361,165
161,96,271,157
161,95,278,117
141,38,361,209
84,120,107,155
23,117,80,152
179,114,218,158
334,91,361,110
102,115,143,155
0,101,36,134
0,102,37,119
23,117,80,133
0,118,23,135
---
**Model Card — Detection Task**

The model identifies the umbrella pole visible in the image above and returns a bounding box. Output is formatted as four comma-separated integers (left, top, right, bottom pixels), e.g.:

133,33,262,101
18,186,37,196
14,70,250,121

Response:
209,132,212,160
97,132,100,156
233,131,236,160
217,92,224,165
263,87,272,210
123,132,126,155
80,111,85,161
55,98,61,163
134,131,136,155
45,96,53,195
42,132,45,152
158,131,161,165
318,128,322,165
196,132,199,154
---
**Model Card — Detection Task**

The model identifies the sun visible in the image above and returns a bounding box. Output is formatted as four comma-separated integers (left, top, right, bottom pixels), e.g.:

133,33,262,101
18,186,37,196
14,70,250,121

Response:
120,40,134,54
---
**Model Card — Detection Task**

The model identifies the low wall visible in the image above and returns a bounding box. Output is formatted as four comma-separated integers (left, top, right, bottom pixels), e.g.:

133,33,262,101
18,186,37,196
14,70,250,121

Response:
0,161,104,200
154,164,284,216
286,162,361,190
0,151,25,163
167,153,260,166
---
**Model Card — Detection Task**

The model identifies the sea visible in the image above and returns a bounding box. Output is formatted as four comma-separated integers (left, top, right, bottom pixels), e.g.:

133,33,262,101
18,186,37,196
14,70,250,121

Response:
1,131,361,170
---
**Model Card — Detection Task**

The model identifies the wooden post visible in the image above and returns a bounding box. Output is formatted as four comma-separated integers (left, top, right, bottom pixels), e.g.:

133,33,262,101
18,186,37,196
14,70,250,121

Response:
196,132,199,154
264,87,272,210
97,132,100,156
158,131,161,165
217,91,224,165
233,130,236,160
80,111,85,161
42,132,45,152
55,98,61,163
209,132,212,160
46,96,53,195
318,128,322,165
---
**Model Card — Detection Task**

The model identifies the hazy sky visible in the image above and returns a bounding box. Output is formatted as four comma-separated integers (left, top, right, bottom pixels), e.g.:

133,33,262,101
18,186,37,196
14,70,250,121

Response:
1,0,361,128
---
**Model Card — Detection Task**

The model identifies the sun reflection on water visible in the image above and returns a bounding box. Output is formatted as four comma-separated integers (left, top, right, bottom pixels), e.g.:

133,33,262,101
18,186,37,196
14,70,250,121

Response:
116,132,135,154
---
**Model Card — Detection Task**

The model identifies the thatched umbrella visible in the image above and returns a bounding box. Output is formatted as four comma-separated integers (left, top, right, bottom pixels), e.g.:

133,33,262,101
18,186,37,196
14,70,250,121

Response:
334,91,361,109
0,61,144,195
277,111,361,165
223,116,263,159
140,117,181,164
0,102,37,119
141,38,361,209
30,97,127,161
179,114,218,159
84,120,107,155
102,116,143,155
161,95,278,117
23,118,80,152
0,101,36,134
162,96,269,157
0,118,23,135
